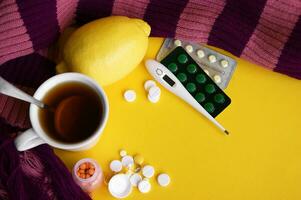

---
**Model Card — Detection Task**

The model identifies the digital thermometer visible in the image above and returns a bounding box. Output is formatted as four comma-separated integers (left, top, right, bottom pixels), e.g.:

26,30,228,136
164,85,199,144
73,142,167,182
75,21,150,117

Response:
145,59,229,135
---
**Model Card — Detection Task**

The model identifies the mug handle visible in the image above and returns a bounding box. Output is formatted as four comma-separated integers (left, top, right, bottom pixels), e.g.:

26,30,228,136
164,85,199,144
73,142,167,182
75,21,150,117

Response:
14,128,46,151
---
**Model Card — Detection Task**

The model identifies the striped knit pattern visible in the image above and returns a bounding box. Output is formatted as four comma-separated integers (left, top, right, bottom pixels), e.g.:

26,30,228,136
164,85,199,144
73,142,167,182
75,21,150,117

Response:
0,0,34,65
0,85,32,129
175,0,226,42
0,53,56,129
242,0,300,74
1,0,301,79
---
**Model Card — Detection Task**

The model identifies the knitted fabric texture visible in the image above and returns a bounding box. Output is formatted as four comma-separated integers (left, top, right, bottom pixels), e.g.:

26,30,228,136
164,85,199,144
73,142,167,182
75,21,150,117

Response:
1,0,301,78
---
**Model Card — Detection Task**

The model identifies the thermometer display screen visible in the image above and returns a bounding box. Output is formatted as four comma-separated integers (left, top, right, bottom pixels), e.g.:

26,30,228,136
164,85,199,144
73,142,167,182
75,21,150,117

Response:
163,75,175,86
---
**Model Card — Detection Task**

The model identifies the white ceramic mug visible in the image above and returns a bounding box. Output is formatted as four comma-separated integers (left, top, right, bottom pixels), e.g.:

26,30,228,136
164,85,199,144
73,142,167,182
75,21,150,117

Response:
14,73,109,151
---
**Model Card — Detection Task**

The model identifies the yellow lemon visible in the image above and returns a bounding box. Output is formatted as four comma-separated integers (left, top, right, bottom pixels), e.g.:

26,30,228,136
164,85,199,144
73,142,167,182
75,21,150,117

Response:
57,16,151,86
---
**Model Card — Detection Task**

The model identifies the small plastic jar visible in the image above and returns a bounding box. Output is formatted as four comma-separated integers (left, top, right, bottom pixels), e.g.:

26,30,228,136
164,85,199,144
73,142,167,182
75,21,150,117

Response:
72,158,103,193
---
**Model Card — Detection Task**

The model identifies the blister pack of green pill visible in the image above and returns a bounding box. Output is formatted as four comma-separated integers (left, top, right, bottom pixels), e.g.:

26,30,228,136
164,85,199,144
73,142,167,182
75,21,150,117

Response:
160,46,231,117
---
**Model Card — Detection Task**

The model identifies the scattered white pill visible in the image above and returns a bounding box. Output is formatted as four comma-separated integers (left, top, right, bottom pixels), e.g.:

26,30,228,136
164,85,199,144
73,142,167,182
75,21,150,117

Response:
220,59,229,68
130,173,142,187
213,75,222,83
147,94,160,103
197,49,205,58
138,179,151,193
148,86,161,97
148,86,161,103
121,155,134,167
120,149,127,157
144,80,156,91
142,165,155,178
185,45,193,53
174,39,182,46
208,55,217,63
204,69,210,75
157,173,170,187
124,90,136,102
110,160,123,173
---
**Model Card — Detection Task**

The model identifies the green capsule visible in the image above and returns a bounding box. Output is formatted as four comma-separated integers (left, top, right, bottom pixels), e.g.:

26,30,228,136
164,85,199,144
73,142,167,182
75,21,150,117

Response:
168,63,178,72
187,64,197,74
186,82,196,93
214,93,225,104
204,102,215,113
195,93,206,103
177,73,187,82
196,74,206,84
177,54,188,64
205,84,215,94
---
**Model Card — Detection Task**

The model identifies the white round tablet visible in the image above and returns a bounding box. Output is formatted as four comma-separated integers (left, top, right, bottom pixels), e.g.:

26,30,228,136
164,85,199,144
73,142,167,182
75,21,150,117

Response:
108,174,132,198
121,155,134,167
220,59,229,68
110,160,122,172
144,80,156,91
197,49,205,58
148,93,160,103
138,179,151,193
208,55,217,63
120,149,127,157
142,165,155,178
213,75,222,83
130,173,142,187
148,86,161,98
185,45,193,53
174,39,182,47
157,173,170,187
124,90,136,102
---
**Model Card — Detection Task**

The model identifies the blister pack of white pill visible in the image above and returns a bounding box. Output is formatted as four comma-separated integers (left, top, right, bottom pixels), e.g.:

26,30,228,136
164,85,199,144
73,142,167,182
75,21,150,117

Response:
156,38,237,89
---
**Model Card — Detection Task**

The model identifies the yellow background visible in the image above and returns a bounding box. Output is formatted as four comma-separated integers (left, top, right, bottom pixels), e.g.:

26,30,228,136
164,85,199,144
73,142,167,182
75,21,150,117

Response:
56,38,301,200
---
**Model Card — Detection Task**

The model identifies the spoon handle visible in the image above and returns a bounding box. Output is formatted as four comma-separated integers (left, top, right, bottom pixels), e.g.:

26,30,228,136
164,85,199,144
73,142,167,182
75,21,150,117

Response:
0,76,47,109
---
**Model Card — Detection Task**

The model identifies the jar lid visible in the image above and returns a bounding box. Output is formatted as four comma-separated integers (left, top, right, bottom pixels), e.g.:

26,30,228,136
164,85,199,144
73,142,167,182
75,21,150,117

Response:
108,174,132,198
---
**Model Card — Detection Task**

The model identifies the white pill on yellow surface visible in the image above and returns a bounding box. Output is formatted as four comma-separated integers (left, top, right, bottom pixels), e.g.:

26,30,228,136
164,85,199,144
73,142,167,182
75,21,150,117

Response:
144,80,156,91
148,86,161,103
120,149,127,157
149,86,161,97
130,173,142,187
148,94,160,103
138,179,151,193
157,173,171,187
110,160,122,172
142,165,155,178
121,155,134,167
124,90,136,102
